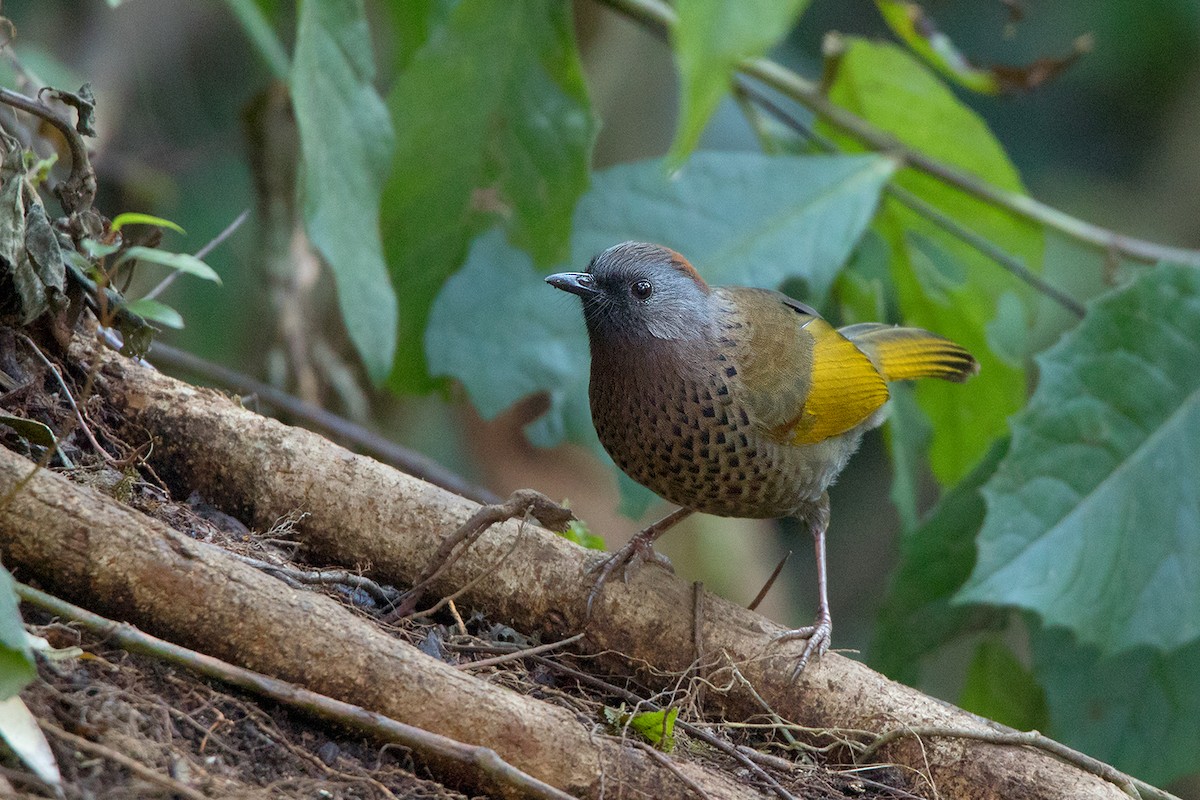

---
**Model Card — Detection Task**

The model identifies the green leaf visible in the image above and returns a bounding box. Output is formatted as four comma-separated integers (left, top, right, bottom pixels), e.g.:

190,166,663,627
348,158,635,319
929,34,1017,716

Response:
117,246,221,284
123,298,184,329
875,0,998,94
0,414,57,448
826,39,1042,484
958,638,1048,731
109,212,185,234
875,0,1090,96
869,438,1008,684
560,520,606,552
224,0,291,79
959,265,1200,654
427,153,896,482
604,705,679,750
384,0,596,391
670,0,810,162
883,384,931,532
292,0,398,382
1032,624,1200,787
0,565,36,701
80,238,121,259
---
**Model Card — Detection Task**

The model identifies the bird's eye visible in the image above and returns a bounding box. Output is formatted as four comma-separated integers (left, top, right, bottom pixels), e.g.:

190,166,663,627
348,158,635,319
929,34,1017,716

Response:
631,279,653,300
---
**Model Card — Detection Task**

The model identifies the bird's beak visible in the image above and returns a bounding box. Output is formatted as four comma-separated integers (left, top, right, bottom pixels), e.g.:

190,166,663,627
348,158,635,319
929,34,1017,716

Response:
546,272,599,298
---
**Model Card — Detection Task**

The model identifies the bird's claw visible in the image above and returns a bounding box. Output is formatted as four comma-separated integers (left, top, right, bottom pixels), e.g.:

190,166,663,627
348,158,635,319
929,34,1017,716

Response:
584,538,673,618
771,612,832,678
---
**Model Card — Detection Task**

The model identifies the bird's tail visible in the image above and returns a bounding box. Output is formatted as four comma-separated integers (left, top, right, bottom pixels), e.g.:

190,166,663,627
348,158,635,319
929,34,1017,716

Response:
839,323,979,383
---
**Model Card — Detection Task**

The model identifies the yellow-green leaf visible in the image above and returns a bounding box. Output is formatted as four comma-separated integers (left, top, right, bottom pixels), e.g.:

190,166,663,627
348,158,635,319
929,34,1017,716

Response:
670,0,810,162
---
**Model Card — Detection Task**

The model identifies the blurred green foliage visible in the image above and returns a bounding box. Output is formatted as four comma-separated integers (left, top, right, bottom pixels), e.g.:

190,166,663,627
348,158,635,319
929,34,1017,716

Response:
3,0,1199,791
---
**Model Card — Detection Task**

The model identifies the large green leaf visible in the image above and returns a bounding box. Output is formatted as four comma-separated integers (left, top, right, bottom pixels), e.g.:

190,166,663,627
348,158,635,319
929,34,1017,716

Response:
958,638,1048,732
1032,624,1200,787
883,383,931,533
869,438,1008,684
292,0,397,381
384,0,596,391
959,265,1200,654
826,39,1042,485
670,0,809,162
427,152,896,486
0,564,35,701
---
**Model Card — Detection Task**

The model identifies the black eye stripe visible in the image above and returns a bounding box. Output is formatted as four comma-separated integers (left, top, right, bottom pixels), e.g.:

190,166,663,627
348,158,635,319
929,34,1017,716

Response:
631,279,653,300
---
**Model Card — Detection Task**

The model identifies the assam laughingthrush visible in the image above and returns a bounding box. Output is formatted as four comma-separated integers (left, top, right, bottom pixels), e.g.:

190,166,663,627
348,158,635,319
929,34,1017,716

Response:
547,241,979,674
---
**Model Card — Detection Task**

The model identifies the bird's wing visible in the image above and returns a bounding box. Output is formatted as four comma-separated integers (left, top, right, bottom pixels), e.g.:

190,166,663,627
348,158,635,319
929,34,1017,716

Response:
722,289,889,445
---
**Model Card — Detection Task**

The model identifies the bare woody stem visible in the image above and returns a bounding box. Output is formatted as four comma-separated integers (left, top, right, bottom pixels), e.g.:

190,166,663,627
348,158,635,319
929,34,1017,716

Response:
594,0,1200,269
0,86,96,215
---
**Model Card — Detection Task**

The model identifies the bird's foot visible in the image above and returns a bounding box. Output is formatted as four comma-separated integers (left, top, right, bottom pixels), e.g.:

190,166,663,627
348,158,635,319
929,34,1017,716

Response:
771,611,832,678
585,537,674,617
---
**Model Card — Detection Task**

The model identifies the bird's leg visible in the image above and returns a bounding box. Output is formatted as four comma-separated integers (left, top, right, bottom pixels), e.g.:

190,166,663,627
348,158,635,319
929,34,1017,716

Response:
772,494,833,676
585,506,694,616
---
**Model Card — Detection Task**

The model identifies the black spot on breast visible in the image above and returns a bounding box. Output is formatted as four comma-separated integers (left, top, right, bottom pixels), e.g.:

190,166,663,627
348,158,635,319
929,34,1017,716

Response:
725,366,738,378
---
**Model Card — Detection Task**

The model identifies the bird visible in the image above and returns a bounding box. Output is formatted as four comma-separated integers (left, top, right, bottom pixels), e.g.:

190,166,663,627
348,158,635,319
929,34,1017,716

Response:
546,241,979,675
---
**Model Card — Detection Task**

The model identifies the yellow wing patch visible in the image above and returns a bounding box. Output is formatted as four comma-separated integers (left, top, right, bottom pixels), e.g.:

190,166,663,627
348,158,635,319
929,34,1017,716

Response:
783,318,889,445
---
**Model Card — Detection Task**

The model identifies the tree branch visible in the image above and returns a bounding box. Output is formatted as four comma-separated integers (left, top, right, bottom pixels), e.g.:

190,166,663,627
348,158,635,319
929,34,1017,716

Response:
594,0,1200,269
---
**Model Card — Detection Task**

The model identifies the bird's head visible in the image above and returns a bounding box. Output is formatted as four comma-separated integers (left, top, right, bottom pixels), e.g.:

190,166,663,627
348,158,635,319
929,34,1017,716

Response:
546,242,712,341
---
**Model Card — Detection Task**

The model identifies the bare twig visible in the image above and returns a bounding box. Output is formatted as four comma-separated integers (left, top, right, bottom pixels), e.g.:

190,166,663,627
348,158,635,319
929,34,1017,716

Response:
39,719,208,800
595,0,1200,269
857,726,1177,800
747,550,790,613
447,598,468,635
413,521,529,618
390,489,574,618
142,208,251,302
147,341,499,505
227,552,397,607
691,581,709,709
0,86,96,215
629,738,714,800
17,332,117,465
17,583,578,800
457,633,586,671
